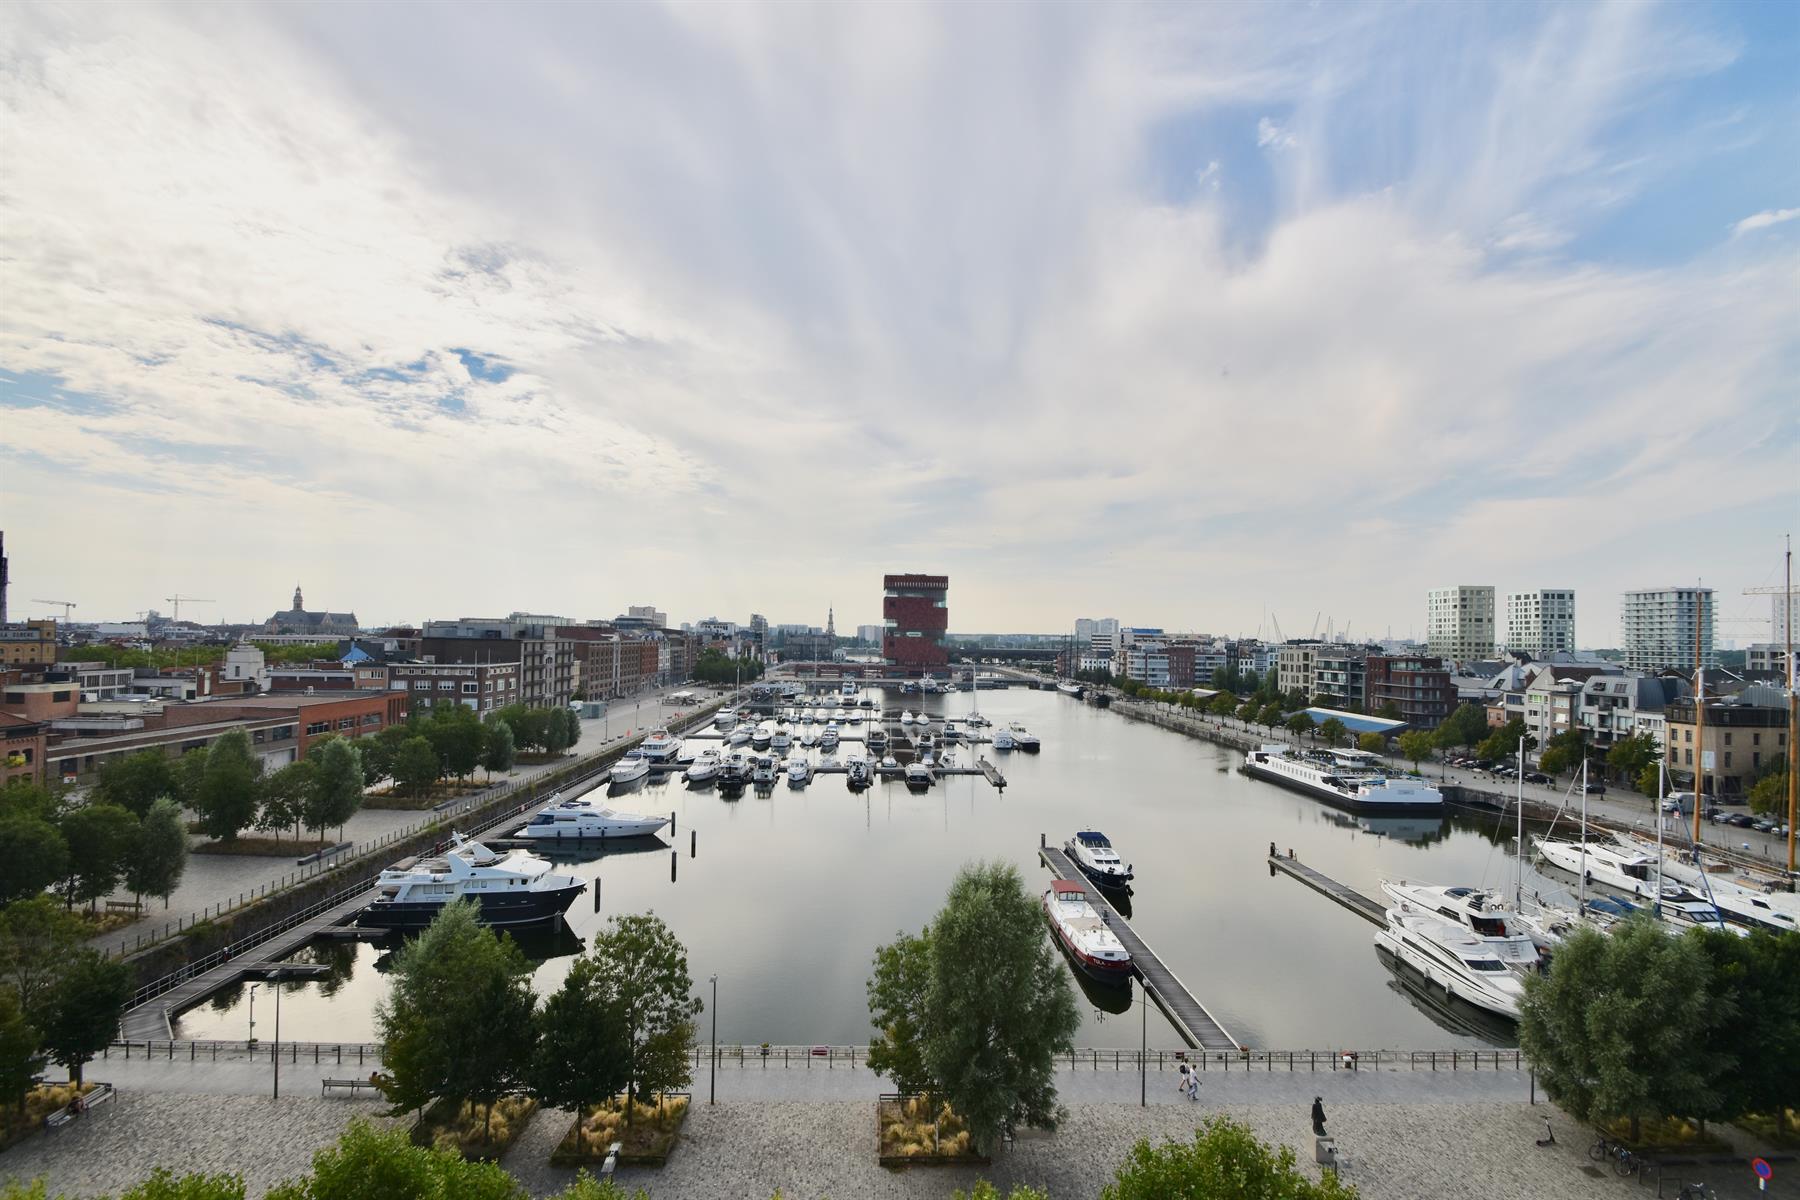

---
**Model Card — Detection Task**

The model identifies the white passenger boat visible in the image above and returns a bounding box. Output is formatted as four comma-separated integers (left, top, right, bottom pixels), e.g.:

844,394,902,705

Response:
785,755,812,786
609,750,650,785
357,834,585,930
1066,831,1133,890
991,726,1016,751
684,751,722,783
1042,880,1131,985
1243,745,1443,813
728,727,752,746
640,728,681,764
1378,881,1543,973
1372,906,1526,1020
1532,838,1658,898
905,761,932,789
1611,832,1800,934
521,796,669,840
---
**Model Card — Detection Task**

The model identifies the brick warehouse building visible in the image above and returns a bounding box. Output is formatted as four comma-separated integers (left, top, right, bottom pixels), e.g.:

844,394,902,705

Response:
883,574,949,676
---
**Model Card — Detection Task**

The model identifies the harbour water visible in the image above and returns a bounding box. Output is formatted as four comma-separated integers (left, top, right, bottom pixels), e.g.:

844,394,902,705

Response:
175,687,1577,1050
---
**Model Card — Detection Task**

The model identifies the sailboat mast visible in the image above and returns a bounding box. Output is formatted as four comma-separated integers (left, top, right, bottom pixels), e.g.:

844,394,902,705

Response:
1579,758,1589,912
1656,759,1666,899
1693,585,1707,845
1786,535,1795,877
1515,735,1525,912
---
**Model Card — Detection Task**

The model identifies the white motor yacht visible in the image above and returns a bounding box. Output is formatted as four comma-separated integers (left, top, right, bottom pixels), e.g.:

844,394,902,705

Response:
1067,831,1133,890
684,751,722,784
1378,881,1544,973
879,755,900,776
905,761,932,789
1611,832,1800,934
358,834,585,930
521,796,669,841
751,756,778,786
845,752,872,788
1533,837,1659,898
1243,745,1444,813
820,723,840,749
867,727,889,753
640,728,681,764
899,711,916,725
771,727,793,751
1373,906,1527,1020
714,712,736,732
722,751,751,783
751,723,773,749
942,722,960,741
785,755,812,786
991,726,1016,751
609,750,650,784
1042,881,1132,985
832,707,849,723
728,727,752,746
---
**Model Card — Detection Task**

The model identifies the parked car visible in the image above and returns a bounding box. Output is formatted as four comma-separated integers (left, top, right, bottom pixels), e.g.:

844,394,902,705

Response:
1726,813,1755,828
1524,772,1551,785
1751,819,1777,834
1585,781,1607,795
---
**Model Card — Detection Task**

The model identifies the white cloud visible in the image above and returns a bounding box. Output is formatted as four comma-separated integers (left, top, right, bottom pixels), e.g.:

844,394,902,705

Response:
1256,116,1296,150
1733,207,1800,235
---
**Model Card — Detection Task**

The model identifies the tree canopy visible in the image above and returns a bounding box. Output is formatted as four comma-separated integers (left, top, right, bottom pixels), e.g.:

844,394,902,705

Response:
1101,1116,1358,1200
194,730,262,841
125,797,189,908
92,750,179,818
584,913,700,1109
866,925,935,1095
37,949,131,1084
528,954,631,1116
1396,731,1435,769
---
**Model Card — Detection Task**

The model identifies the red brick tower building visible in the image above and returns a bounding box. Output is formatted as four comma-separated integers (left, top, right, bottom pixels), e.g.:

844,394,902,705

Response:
883,574,949,676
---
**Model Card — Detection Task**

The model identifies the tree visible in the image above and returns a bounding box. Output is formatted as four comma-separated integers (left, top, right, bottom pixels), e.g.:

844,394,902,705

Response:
0,779,62,823
1319,717,1348,749
1476,717,1534,765
1101,1116,1357,1200
0,987,42,1116
363,725,411,787
1692,929,1800,1126
1748,762,1789,817
1234,700,1258,723
0,815,68,904
259,761,315,842
125,798,189,910
954,1185,1049,1200
1519,918,1728,1140
1396,731,1434,772
194,729,262,841
375,900,537,1133
110,1168,248,1199
1637,761,1664,799
562,708,583,752
308,737,366,836
264,1119,527,1200
426,705,484,783
1538,729,1585,778
1284,712,1313,741
923,862,1079,1152
1607,733,1660,786
1435,703,1489,753
866,926,935,1095
1375,701,1402,721
171,749,210,809
392,737,441,798
93,750,179,818
0,898,84,1021
57,802,139,910
529,954,631,1116
543,708,572,757
481,719,516,779
1207,693,1236,718
585,913,700,1111
38,948,132,1084
1257,701,1283,730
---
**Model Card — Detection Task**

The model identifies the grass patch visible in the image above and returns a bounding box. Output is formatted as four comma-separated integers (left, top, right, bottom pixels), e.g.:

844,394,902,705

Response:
551,1095,690,1167
1596,1115,1734,1155
364,780,495,810
192,835,333,857
0,1082,96,1152
1738,1109,1800,1148
411,1095,538,1162
876,1096,989,1167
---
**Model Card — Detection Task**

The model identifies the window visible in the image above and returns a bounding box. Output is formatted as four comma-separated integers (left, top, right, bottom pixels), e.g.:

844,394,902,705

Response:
412,681,430,691
253,730,265,744
337,718,355,731
462,682,479,694
1724,732,1732,746
52,691,70,702
1723,752,1732,769
306,721,329,735
1685,749,1693,765
1753,732,1761,746
437,680,455,690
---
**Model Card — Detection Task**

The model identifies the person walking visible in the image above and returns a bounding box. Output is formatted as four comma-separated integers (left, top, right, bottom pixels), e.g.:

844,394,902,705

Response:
1176,1062,1191,1098
1185,1066,1200,1101
1311,1096,1328,1137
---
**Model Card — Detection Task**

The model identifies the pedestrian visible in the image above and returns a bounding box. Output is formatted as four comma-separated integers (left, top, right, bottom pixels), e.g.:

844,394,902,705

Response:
1311,1096,1327,1137
1270,841,1278,858
1176,1062,1190,1096
1186,1067,1200,1100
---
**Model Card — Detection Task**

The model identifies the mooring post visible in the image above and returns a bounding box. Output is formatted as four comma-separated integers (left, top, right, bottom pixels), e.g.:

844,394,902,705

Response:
671,851,677,882
691,829,697,857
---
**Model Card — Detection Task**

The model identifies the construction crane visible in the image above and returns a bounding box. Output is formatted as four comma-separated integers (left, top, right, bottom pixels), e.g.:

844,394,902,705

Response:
31,599,77,620
164,595,214,622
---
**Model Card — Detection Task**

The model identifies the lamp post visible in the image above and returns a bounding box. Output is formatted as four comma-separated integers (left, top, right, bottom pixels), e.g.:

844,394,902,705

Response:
247,983,259,1046
708,974,718,1105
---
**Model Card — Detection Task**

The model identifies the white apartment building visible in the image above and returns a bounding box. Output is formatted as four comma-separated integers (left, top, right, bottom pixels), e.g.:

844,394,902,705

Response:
1621,588,1715,673
1276,643,1322,696
1079,617,1121,654
1746,644,1792,681
1770,593,1800,647
1505,589,1576,658
1427,586,1496,664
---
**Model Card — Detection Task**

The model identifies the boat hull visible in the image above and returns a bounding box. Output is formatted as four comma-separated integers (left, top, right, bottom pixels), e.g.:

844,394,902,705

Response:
1043,909,1133,986
356,882,584,930
1243,759,1442,814
1072,859,1133,890
520,820,666,840
1372,926,1519,1020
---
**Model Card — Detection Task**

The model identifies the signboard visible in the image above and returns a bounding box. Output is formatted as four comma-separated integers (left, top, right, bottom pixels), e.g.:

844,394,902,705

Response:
1752,1158,1773,1181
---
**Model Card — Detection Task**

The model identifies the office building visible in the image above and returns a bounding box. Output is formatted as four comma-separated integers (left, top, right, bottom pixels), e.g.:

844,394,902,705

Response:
1426,586,1496,664
883,574,949,675
1621,588,1715,673
1365,654,1456,729
1505,589,1576,658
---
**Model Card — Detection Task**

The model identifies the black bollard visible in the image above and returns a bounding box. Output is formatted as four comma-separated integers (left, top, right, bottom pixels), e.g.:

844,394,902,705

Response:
671,850,677,882
691,829,697,858
671,811,677,836
593,879,601,913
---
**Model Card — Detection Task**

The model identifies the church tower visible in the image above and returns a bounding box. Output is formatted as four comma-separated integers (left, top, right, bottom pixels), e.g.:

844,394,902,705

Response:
292,584,303,612
826,607,835,638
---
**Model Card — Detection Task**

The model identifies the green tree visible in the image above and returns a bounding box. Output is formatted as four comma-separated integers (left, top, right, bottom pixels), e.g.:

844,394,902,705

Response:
125,798,189,910
923,862,1079,1152
562,708,583,752
585,913,700,1111
1256,701,1283,730
1637,761,1664,799
264,1119,525,1200
1234,700,1258,723
171,750,209,809
0,815,69,904
1101,1115,1358,1199
391,737,441,798
1319,717,1348,748
258,761,315,841
1284,712,1313,741
1357,732,1386,754
308,737,366,836
1396,731,1434,771
1207,693,1236,717
1693,929,1800,1126
1748,762,1789,817
1519,918,1728,1140
111,1168,247,1199
1607,733,1661,786
954,1184,1050,1200
0,898,84,1021
362,725,411,787
1435,703,1490,753
1476,717,1534,765
56,803,139,910
481,719,516,779
866,926,935,1095
529,954,630,1117
426,705,484,783
1538,729,1585,778
0,987,42,1115
38,949,131,1084
1375,700,1402,720
543,708,572,757
194,730,262,841
0,780,63,823
375,901,537,1135
93,750,179,818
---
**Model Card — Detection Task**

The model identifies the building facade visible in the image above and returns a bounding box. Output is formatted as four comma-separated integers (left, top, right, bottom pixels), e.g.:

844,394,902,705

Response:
263,585,360,636
1426,586,1496,664
1365,654,1456,729
1505,589,1576,657
883,574,949,675
1276,642,1322,696
1621,587,1715,673
1664,688,1789,798
388,661,520,714
0,620,57,667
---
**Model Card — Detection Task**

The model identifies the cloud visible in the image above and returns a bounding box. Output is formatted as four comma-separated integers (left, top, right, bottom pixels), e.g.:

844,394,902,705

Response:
1255,116,1296,150
1733,207,1800,235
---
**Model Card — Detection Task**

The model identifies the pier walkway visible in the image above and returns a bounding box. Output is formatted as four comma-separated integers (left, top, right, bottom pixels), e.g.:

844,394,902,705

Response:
1038,843,1239,1051
1268,854,1387,926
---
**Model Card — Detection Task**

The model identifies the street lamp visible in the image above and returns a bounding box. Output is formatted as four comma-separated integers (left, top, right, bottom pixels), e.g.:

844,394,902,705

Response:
247,983,259,1046
708,974,718,1105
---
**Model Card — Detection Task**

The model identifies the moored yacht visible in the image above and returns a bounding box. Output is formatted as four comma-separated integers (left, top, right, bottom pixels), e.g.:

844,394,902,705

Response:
1042,880,1131,984
1010,723,1040,752
1243,745,1443,813
727,726,752,746
991,726,1016,751
1378,881,1544,972
845,751,872,789
941,722,960,741
905,761,932,789
358,835,585,929
785,754,812,786
609,749,650,785
771,727,793,751
819,723,840,750
521,796,669,840
867,727,889,754
751,723,773,749
1066,831,1133,891
1372,905,1526,1019
751,756,777,786
1532,838,1658,898
640,729,681,764
684,751,722,783
899,711,916,725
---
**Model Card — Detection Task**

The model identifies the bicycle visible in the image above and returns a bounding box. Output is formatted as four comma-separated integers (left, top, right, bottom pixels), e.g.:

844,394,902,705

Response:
1586,1136,1638,1177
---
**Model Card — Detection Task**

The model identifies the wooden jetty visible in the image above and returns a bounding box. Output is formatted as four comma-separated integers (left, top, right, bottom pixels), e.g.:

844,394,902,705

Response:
1267,854,1386,927
1038,843,1239,1051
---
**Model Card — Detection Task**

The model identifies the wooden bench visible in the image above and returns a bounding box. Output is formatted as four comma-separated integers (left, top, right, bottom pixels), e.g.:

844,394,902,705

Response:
45,1084,114,1128
321,1078,381,1097
104,900,144,914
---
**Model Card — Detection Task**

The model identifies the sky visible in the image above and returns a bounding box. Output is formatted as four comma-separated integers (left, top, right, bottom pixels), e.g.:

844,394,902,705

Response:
2,0,1796,646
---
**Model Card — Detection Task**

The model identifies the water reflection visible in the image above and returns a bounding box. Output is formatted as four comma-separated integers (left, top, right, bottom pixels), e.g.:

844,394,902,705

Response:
1058,940,1132,1016
1373,946,1518,1047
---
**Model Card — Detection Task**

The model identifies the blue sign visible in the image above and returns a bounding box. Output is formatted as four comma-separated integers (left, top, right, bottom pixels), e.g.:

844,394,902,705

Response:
1752,1158,1773,1181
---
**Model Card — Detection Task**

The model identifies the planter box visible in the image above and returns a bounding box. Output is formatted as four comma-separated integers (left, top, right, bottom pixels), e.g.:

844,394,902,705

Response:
410,1095,538,1162
550,1095,690,1168
876,1098,990,1169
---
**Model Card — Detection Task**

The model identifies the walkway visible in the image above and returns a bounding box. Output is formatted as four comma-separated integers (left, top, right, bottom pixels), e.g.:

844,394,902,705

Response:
1267,854,1387,926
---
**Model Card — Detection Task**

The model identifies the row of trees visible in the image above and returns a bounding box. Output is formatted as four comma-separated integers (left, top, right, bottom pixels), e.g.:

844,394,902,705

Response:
61,641,343,671
690,649,763,685
1520,918,1798,1141
0,780,187,912
376,902,697,1132
867,862,1080,1153
1,898,134,1100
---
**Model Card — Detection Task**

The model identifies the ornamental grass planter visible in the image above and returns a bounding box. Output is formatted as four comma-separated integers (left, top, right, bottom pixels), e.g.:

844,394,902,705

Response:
549,1094,690,1168
876,1096,991,1168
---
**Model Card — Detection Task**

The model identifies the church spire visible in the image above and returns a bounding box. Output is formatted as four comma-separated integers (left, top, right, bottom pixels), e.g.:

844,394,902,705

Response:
293,583,303,611
826,606,835,638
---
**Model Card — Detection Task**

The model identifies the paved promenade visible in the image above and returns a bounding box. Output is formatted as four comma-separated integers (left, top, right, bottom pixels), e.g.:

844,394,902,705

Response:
7,1054,1783,1199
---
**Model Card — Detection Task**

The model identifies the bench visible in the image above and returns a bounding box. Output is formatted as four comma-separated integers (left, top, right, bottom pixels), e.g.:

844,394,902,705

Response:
104,900,144,914
321,1078,381,1097
45,1083,115,1128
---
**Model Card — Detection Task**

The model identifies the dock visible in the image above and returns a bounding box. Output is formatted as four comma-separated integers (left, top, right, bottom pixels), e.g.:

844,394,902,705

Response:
1038,843,1239,1051
1267,855,1386,926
